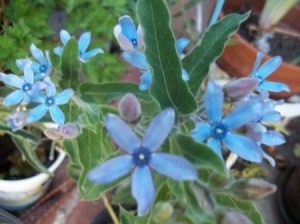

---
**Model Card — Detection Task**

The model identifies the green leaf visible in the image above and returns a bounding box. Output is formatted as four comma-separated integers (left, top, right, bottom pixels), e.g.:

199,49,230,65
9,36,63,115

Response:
111,184,135,205
60,37,80,90
120,206,148,224
137,0,197,115
182,12,250,95
216,194,264,224
177,134,226,174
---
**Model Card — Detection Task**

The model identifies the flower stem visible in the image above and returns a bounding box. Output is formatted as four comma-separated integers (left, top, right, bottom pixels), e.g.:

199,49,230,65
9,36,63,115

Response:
101,194,120,224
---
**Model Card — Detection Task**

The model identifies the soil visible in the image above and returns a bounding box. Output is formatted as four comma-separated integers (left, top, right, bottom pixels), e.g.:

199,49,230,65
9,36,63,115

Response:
230,2,300,65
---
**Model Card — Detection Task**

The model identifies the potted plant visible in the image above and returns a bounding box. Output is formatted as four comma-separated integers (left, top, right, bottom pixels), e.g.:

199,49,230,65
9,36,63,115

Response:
217,0,300,98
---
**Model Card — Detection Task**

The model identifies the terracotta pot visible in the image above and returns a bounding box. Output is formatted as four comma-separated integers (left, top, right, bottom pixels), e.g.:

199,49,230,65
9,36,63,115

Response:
217,0,300,98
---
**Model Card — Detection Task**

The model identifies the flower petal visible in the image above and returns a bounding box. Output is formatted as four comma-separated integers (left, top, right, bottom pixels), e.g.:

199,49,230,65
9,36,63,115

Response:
149,153,197,180
50,105,65,125
3,90,24,107
87,155,133,184
257,56,282,79
78,32,91,52
116,33,134,51
250,51,264,77
16,58,31,70
205,81,223,123
132,166,155,216
122,51,149,70
207,137,222,158
119,15,138,47
2,74,24,88
55,89,74,105
223,132,263,163
190,122,211,142
260,81,290,92
137,24,144,48
60,30,71,45
23,63,34,84
105,113,140,154
261,130,285,146
261,111,281,122
30,44,45,63
176,38,189,55
81,48,103,61
181,68,189,81
26,104,48,123
53,46,63,56
139,70,152,91
143,108,175,152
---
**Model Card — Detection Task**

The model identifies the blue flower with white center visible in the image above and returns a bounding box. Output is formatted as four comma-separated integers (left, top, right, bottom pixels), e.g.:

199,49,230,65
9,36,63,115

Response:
122,38,190,90
53,30,104,62
87,108,197,215
190,80,265,163
1,63,43,106
250,52,290,92
16,44,52,81
26,78,74,126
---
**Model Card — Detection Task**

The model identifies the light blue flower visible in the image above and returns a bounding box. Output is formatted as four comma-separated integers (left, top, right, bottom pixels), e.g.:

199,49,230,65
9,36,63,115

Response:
250,52,290,92
1,63,44,106
26,78,74,126
191,80,264,163
16,44,52,81
53,30,103,62
88,108,197,215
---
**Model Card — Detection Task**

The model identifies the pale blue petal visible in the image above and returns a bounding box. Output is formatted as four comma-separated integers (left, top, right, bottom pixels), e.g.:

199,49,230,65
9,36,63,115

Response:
250,51,264,77
78,32,91,52
262,130,285,146
26,104,48,123
30,93,46,103
143,108,175,152
3,90,24,107
53,46,63,56
23,63,34,84
190,122,211,142
22,95,31,105
30,44,45,63
261,111,281,122
105,114,140,154
223,101,262,129
87,155,133,184
46,79,56,96
55,89,74,105
119,15,138,47
132,166,155,216
205,81,223,123
81,48,103,61
2,74,24,88
60,30,71,45
257,56,282,79
207,138,222,158
50,105,65,125
223,132,263,163
181,69,189,81
31,62,41,73
16,58,31,70
176,38,189,54
260,81,290,92
122,51,149,70
139,70,152,91
149,153,197,180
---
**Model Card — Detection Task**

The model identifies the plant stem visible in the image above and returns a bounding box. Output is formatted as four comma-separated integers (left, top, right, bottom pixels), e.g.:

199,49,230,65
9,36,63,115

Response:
194,180,216,211
101,194,120,224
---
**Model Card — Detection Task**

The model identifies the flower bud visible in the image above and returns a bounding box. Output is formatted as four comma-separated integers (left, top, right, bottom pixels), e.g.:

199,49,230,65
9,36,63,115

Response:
44,128,61,140
229,178,277,200
153,202,173,223
215,210,252,224
209,172,229,188
223,78,259,101
60,123,81,139
118,93,141,124
7,111,27,131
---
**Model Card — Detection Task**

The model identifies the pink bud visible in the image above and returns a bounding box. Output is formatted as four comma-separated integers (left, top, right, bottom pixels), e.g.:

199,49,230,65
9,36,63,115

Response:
44,128,61,140
118,93,141,124
223,78,259,101
60,123,81,139
216,210,252,224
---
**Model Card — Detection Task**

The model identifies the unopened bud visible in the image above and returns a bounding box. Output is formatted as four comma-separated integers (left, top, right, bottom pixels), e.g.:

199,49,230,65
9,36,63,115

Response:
209,172,229,188
223,78,259,101
44,128,61,140
118,93,141,124
153,202,173,223
229,178,277,200
7,111,27,131
60,123,81,139
215,210,252,224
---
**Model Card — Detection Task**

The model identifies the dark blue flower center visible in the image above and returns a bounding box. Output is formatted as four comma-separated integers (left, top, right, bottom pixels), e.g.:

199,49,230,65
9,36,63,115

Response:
39,64,48,73
133,147,151,167
211,123,227,140
45,97,55,106
130,38,138,47
22,83,32,92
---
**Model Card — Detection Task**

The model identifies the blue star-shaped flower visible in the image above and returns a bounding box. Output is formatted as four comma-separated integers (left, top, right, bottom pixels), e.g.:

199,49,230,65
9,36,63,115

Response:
53,30,103,62
88,108,197,215
250,52,290,92
26,78,74,126
16,44,52,81
191,80,265,163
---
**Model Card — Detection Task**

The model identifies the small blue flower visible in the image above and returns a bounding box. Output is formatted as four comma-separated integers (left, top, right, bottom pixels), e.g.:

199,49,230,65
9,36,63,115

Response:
53,30,103,62
250,52,290,92
16,44,52,81
1,63,43,106
26,78,74,126
191,80,264,163
88,108,197,215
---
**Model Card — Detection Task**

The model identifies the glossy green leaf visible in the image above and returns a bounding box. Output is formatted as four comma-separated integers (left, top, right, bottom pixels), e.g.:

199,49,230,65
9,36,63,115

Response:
177,134,226,174
137,0,197,115
120,206,148,224
60,37,80,90
182,12,250,95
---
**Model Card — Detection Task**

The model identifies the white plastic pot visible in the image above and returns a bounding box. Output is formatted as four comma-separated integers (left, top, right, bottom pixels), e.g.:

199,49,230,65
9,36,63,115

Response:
0,148,65,211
